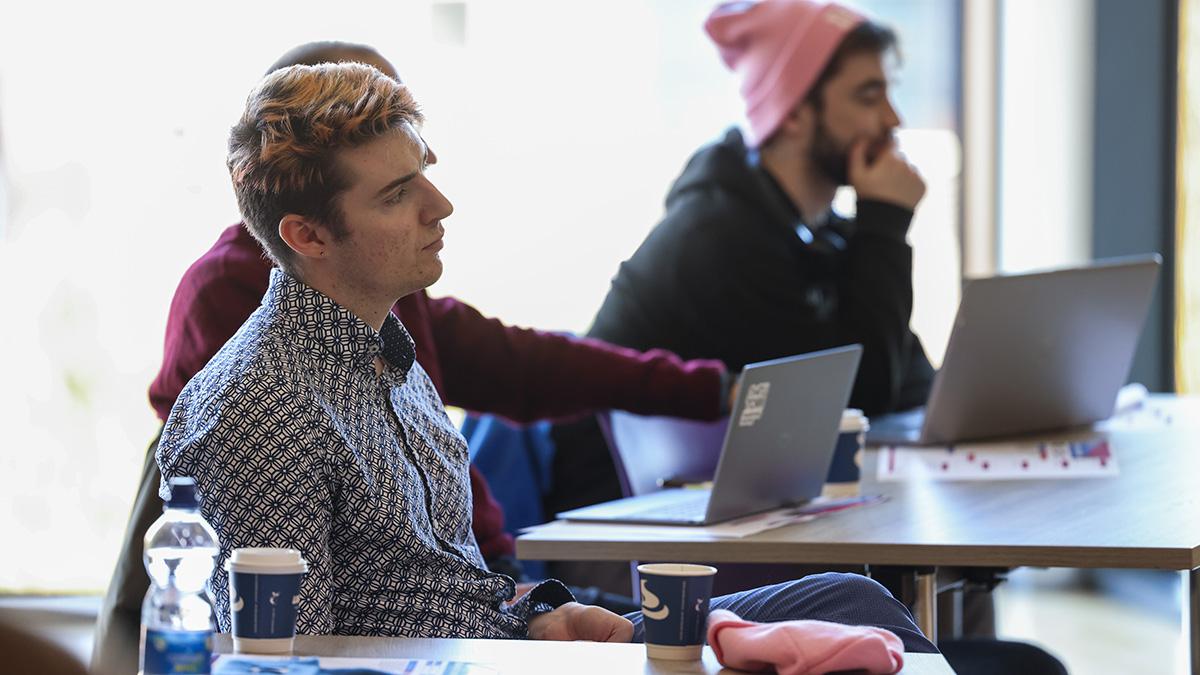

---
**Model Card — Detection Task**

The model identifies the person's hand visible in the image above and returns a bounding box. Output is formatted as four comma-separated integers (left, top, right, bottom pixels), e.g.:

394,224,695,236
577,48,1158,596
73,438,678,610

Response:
527,602,634,642
848,137,926,210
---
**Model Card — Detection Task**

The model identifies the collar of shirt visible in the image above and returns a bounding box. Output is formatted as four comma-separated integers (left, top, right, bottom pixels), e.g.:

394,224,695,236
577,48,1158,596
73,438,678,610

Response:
265,268,416,385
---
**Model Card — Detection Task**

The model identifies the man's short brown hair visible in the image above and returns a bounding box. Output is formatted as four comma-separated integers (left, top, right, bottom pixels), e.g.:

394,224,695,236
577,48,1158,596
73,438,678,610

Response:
227,62,422,270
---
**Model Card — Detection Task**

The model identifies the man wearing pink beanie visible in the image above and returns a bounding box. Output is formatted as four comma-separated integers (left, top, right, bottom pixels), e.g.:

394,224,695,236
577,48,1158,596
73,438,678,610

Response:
583,5,1068,673
553,0,930,615
588,0,933,419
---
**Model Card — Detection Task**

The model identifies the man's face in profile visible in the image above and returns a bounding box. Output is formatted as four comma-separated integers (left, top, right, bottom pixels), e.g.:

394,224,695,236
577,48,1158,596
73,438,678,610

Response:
322,122,454,301
807,50,901,185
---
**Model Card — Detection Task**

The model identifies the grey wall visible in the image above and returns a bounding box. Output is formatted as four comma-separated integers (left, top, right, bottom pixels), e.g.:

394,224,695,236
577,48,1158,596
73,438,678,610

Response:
1091,0,1177,391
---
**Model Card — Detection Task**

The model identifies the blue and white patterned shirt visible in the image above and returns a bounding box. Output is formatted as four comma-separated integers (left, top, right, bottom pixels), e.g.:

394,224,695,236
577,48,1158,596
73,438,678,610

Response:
157,269,539,638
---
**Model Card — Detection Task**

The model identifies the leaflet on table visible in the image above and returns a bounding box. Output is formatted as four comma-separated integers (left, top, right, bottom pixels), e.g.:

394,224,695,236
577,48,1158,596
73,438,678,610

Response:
213,654,497,674
527,495,884,539
877,438,1118,482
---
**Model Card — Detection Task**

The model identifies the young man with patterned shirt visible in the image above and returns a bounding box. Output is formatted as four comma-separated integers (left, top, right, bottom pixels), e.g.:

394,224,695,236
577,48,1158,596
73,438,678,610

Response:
156,61,935,648
93,43,730,675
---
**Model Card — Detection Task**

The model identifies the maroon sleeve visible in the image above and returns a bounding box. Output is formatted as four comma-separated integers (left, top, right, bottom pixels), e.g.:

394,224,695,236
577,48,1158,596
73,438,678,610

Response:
425,296,726,424
149,226,272,421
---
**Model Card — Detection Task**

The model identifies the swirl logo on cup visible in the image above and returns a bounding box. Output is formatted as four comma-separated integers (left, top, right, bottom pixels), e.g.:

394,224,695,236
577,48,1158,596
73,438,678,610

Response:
640,579,671,621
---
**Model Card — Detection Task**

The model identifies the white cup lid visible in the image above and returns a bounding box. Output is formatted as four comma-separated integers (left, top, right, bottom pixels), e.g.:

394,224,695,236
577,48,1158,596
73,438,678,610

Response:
226,547,308,574
839,408,870,433
637,563,718,577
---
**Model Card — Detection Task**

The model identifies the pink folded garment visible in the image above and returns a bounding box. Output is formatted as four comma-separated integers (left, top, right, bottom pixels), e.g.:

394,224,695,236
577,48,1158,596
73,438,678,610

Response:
705,609,904,675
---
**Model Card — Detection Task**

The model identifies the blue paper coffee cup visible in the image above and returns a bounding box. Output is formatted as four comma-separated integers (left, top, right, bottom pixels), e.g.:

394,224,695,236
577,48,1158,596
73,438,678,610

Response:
636,563,717,660
226,548,308,654
824,409,869,498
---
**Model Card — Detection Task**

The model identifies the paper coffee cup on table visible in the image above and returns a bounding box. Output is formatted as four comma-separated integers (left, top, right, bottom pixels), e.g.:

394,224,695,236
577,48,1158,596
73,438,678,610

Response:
226,547,308,654
637,563,717,660
823,409,869,499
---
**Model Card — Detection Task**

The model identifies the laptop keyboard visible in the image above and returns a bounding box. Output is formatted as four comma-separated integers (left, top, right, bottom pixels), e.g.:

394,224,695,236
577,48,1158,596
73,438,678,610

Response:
621,491,710,522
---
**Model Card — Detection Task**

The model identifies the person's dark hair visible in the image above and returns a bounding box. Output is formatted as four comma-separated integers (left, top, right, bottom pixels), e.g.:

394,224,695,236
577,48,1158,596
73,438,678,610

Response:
805,20,898,109
264,40,380,76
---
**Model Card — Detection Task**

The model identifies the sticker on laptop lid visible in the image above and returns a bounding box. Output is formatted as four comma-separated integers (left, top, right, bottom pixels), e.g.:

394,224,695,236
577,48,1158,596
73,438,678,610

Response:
738,382,770,427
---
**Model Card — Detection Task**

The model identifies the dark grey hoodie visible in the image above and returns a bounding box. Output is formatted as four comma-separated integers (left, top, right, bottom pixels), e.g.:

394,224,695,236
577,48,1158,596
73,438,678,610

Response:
589,127,932,415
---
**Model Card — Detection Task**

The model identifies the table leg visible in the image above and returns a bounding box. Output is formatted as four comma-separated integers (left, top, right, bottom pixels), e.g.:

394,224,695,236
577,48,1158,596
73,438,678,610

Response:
915,569,938,644
868,565,940,643
1190,568,1199,675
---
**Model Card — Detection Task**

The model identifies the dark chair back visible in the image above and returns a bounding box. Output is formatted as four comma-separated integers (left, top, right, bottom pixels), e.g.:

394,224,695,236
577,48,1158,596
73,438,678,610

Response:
91,429,163,675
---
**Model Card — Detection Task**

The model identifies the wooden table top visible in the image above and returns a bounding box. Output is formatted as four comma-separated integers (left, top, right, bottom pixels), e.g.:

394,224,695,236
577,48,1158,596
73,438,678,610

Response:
213,633,955,674
518,397,1200,570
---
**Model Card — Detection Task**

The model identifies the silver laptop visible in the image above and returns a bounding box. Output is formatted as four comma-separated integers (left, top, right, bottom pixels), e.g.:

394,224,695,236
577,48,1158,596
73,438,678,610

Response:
869,255,1161,446
558,345,862,526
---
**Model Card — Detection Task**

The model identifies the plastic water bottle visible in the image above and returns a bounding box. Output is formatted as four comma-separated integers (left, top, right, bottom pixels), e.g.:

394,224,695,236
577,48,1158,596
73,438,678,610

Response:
139,476,220,675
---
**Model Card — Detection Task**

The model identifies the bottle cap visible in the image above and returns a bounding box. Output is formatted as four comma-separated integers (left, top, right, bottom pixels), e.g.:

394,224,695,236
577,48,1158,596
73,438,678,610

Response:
166,476,200,510
839,408,870,433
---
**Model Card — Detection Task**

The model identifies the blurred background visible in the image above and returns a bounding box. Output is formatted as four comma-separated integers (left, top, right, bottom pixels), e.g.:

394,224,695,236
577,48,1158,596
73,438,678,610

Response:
0,0,1195,672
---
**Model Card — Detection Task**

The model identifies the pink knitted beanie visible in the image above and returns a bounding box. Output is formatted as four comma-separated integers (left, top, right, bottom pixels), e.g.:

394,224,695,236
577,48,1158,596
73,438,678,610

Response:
705,0,866,146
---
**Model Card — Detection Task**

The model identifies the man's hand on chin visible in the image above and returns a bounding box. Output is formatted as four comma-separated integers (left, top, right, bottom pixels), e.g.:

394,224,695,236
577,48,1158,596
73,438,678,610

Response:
527,602,634,642
848,136,926,211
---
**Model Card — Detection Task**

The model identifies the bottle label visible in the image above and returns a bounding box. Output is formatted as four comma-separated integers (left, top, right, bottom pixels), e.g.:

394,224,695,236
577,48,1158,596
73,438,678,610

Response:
142,629,212,674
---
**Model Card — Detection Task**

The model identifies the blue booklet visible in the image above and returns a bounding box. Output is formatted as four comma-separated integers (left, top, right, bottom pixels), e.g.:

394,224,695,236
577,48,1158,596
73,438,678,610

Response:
214,655,495,674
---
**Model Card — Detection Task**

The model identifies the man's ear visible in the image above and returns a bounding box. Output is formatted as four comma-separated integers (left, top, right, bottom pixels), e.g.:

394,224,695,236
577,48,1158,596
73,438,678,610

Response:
279,214,331,260
776,100,818,145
